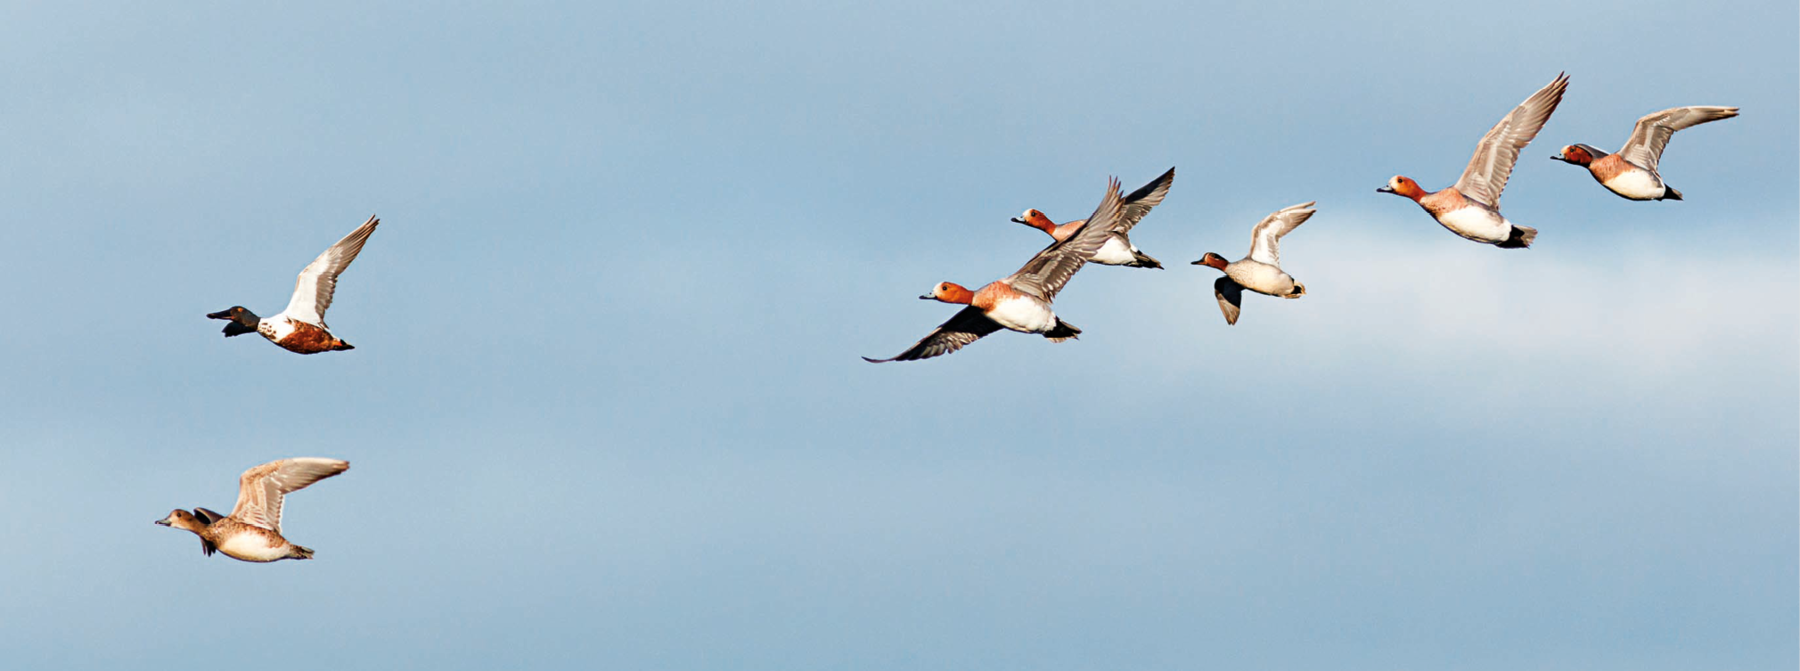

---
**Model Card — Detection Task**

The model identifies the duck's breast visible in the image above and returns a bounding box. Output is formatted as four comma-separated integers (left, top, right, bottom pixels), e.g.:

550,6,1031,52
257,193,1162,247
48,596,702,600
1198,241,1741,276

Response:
256,315,293,344
1226,262,1295,297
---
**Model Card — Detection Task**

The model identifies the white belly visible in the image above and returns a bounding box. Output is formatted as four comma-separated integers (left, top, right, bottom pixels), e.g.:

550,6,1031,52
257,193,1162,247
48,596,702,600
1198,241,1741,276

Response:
1435,206,1513,244
1602,169,1665,200
986,296,1057,334
218,534,288,562
1087,236,1138,266
1225,261,1296,297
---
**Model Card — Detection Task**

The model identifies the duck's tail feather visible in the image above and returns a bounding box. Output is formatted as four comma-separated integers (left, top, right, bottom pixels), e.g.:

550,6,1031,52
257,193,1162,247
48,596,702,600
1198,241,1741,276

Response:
1130,249,1164,269
1659,185,1683,201
1497,225,1537,249
1044,319,1081,343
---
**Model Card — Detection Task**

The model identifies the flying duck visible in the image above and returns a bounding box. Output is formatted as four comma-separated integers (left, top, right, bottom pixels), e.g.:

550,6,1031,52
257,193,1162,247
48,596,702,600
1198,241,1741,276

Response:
155,457,350,562
208,215,379,354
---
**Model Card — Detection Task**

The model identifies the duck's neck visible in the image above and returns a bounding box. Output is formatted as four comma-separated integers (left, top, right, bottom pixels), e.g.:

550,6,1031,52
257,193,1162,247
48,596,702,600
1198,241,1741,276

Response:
224,311,261,336
1018,212,1062,238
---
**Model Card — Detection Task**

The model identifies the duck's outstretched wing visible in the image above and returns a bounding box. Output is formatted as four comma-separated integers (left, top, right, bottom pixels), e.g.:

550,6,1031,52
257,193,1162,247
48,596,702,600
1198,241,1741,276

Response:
1618,106,1738,176
1246,202,1317,266
1006,177,1125,301
1116,167,1175,232
230,457,350,533
1214,277,1244,326
863,306,1001,363
283,215,380,328
1454,73,1568,209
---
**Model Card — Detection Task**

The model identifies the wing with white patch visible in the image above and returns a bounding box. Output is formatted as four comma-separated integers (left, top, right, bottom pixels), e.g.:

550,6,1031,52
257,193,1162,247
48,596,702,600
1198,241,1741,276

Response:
863,306,1002,363
1618,106,1738,175
1007,177,1125,301
1246,202,1317,266
1454,73,1568,209
283,215,380,327
230,457,350,532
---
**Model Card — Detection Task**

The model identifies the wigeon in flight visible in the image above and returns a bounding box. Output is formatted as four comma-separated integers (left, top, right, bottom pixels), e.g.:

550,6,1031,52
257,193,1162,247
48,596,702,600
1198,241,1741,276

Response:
1011,167,1175,269
208,215,379,354
1379,73,1569,248
155,457,350,562
1551,106,1738,201
1192,202,1316,325
864,177,1129,363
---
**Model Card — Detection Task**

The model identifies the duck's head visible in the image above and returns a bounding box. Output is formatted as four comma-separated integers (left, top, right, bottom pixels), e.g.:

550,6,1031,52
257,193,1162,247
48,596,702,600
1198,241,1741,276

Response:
1550,143,1603,165
154,509,205,532
1376,175,1426,200
1190,252,1230,270
920,282,975,305
206,306,259,337
1011,208,1055,231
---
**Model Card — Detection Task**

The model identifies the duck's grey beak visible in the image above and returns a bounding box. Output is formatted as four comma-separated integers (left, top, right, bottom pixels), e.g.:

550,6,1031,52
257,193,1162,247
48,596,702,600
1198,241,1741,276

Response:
1009,217,1027,224
1190,259,1205,265
917,294,934,300
1375,186,1396,194
1550,153,1567,162
154,518,170,526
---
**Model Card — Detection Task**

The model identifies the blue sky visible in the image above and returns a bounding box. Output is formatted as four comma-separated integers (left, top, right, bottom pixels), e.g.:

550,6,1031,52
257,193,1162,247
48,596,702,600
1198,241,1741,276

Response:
0,1,1794,669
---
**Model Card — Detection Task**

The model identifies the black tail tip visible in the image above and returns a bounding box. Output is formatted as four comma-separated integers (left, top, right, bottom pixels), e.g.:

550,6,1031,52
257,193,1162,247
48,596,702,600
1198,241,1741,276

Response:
1497,225,1537,249
1660,186,1683,201
1044,319,1082,341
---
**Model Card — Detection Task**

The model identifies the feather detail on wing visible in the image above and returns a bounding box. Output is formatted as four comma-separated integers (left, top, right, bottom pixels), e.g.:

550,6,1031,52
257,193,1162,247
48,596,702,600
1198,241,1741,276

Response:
1006,177,1125,301
283,215,380,327
1454,73,1568,209
1115,167,1175,233
230,457,350,533
1246,202,1316,266
863,306,1001,363
1618,106,1738,175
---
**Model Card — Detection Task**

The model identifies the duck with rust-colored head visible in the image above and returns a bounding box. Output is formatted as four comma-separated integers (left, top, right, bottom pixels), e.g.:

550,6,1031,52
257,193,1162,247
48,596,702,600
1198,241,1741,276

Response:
208,215,379,354
865,176,1133,363
1378,73,1568,248
155,457,349,563
1011,167,1174,269
1551,106,1738,201
1192,202,1316,325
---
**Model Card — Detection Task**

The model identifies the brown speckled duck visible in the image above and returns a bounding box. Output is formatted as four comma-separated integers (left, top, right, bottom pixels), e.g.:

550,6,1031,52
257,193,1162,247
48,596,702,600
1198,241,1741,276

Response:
155,457,349,562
